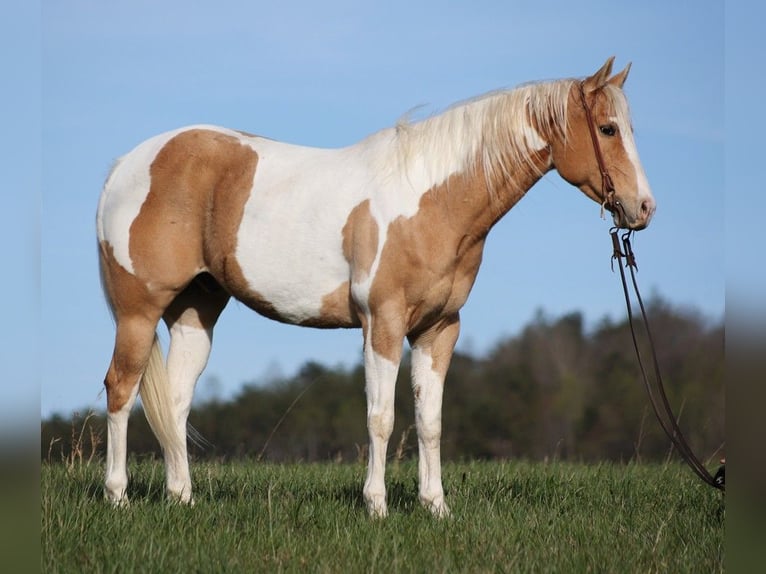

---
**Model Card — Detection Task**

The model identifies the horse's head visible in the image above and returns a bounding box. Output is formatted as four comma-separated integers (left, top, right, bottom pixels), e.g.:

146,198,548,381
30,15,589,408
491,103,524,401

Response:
550,58,655,230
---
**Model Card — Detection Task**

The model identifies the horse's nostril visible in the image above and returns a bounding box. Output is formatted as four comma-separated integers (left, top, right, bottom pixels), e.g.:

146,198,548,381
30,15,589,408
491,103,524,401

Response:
640,199,654,217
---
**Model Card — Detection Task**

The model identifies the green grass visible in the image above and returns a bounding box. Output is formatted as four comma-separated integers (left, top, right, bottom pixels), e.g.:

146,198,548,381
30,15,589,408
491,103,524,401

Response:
41,459,724,573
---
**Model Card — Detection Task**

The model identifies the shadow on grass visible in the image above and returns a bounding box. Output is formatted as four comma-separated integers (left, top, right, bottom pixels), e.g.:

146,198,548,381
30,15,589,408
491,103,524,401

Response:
328,478,421,514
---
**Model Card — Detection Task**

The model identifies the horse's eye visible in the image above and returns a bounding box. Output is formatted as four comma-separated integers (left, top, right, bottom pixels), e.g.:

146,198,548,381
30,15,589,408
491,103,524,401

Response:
599,124,617,137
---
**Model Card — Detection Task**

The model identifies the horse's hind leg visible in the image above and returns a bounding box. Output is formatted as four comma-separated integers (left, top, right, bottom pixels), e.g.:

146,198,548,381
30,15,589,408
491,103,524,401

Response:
104,313,165,504
100,239,183,504
161,275,229,501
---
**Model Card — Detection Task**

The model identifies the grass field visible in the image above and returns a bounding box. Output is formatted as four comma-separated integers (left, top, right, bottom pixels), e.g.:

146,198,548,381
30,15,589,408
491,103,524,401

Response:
41,459,724,573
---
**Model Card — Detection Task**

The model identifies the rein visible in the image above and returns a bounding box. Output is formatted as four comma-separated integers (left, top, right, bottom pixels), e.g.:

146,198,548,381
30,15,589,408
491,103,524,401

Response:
610,230,724,491
578,81,724,491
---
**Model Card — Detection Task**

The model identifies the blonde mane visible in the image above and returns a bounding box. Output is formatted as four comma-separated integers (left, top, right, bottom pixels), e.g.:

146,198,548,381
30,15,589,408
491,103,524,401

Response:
390,79,575,193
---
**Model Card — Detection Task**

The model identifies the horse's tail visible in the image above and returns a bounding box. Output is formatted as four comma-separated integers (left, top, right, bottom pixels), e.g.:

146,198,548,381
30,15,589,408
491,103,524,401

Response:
140,335,185,462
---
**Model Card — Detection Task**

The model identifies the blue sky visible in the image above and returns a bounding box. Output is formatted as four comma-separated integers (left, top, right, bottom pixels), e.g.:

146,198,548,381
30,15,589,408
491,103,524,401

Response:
5,1,754,420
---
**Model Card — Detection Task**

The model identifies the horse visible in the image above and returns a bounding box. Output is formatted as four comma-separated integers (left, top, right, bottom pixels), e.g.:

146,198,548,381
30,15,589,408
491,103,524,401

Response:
96,57,654,517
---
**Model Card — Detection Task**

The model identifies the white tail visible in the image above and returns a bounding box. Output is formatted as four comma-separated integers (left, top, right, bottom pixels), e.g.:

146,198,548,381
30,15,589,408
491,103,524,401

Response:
140,336,185,463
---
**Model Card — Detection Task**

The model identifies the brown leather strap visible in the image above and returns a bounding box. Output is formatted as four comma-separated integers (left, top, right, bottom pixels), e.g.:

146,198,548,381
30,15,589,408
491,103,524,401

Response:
611,229,724,491
578,82,617,213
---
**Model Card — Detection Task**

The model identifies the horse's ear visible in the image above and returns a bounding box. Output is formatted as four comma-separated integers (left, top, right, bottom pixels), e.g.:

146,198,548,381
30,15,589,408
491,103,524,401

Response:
608,62,632,89
583,56,615,93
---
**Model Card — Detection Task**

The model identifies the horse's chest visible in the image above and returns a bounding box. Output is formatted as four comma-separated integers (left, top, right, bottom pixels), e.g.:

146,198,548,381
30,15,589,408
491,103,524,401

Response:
367,229,485,330
419,244,484,315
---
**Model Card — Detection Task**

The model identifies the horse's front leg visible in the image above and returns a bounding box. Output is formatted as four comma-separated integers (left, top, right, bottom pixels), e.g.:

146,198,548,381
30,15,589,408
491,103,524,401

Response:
408,313,460,518
361,312,404,518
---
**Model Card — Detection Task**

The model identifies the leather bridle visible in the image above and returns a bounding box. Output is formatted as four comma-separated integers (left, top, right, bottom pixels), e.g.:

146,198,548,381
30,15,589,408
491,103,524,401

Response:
577,81,619,219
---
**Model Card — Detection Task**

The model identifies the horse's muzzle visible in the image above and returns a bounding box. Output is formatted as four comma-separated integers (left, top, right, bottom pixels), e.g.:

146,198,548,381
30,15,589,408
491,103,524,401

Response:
611,197,655,230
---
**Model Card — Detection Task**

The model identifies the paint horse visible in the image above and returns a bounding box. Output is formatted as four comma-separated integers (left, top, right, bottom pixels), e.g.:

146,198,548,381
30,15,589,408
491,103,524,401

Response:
97,57,654,517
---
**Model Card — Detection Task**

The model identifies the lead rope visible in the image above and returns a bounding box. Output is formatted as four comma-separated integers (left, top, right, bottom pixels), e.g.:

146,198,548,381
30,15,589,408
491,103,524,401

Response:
610,229,724,491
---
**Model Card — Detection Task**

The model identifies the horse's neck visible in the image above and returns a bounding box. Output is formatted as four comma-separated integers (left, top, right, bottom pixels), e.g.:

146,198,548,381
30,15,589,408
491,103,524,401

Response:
453,147,553,239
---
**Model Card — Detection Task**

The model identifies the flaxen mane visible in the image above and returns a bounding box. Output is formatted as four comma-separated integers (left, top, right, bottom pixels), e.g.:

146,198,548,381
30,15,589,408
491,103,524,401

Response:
391,79,573,193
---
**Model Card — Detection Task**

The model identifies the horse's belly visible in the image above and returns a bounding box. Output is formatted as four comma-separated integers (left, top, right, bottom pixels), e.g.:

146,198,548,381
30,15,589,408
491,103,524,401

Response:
233,268,357,328
230,276,357,328
230,205,357,328
222,139,376,328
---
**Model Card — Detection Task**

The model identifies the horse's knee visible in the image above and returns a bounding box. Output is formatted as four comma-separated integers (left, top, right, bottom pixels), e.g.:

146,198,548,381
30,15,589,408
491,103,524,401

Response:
104,365,139,413
367,411,394,441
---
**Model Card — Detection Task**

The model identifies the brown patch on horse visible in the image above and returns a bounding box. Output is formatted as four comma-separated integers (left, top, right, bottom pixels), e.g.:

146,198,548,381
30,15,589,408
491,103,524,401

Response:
367,150,551,363
297,281,358,328
100,240,169,413
100,240,157,319
129,128,261,300
130,128,319,325
364,176,483,362
342,199,379,283
408,313,461,377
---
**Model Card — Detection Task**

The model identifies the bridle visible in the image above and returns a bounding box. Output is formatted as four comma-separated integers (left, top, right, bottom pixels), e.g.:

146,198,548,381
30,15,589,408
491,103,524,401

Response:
578,81,725,492
577,81,619,220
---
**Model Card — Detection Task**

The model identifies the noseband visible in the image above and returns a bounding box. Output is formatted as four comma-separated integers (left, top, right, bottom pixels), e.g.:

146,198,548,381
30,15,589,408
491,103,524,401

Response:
578,81,618,218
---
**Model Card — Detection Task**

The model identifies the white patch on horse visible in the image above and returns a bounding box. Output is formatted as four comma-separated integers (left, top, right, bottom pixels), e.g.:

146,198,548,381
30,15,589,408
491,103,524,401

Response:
233,128,458,322
234,141,363,322
606,88,652,205
362,341,400,517
410,345,449,516
104,383,140,504
97,141,156,275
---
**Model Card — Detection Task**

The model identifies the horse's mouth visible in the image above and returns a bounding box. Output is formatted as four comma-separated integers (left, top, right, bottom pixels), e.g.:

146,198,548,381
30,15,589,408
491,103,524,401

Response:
610,201,649,231
612,202,631,229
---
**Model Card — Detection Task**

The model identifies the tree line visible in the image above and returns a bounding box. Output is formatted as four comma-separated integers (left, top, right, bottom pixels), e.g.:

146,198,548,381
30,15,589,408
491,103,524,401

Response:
42,296,724,465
